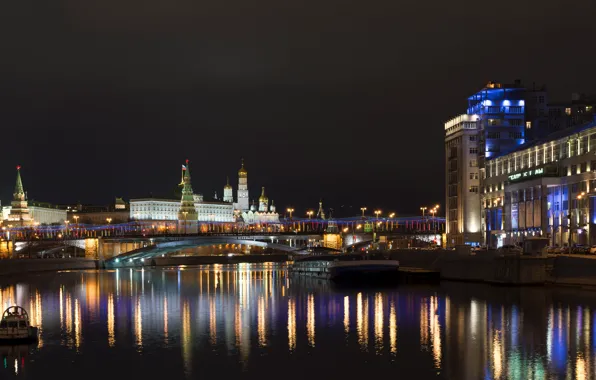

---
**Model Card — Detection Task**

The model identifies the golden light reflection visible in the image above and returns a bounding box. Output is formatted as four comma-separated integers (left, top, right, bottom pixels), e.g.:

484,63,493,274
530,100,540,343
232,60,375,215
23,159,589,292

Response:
430,296,441,368
210,297,217,345
420,298,429,348
182,300,191,376
492,331,502,379
288,297,296,351
344,296,349,334
108,293,115,347
357,292,368,350
258,296,267,347
576,354,586,380
389,301,397,354
374,293,383,352
0,286,15,313
74,298,82,350
29,291,43,348
66,292,73,347
135,297,142,349
307,294,315,347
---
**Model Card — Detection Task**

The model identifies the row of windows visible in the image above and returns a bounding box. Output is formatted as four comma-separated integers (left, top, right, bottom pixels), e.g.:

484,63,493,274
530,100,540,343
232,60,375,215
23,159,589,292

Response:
486,131,523,140
486,132,596,178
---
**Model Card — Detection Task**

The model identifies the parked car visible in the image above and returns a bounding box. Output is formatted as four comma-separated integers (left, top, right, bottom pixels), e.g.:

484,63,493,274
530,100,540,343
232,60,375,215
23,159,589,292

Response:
572,245,590,255
590,246,596,255
497,245,523,255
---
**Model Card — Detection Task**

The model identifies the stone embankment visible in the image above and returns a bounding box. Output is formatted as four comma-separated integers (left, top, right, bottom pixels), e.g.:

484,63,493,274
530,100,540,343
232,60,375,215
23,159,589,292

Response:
388,249,596,287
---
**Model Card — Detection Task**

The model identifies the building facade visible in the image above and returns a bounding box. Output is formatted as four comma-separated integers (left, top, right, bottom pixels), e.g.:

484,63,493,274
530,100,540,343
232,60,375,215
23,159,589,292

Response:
482,119,596,247
445,115,482,246
130,198,235,223
445,80,554,247
3,205,67,225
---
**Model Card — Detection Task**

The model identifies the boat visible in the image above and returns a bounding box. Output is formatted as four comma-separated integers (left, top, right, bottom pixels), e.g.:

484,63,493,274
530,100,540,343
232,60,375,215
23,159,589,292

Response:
0,307,38,344
289,253,400,283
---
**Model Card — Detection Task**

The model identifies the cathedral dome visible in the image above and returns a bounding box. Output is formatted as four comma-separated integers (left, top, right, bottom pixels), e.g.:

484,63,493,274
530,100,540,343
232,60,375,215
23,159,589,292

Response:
259,187,268,202
224,176,233,190
238,159,247,176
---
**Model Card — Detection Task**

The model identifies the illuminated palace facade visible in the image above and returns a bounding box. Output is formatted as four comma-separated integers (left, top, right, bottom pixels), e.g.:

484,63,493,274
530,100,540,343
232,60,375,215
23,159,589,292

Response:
483,119,596,247
130,160,279,225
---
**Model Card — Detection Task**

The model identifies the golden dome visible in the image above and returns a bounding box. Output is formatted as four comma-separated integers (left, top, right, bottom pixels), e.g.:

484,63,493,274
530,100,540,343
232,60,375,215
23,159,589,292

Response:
259,187,268,202
238,159,247,176
224,176,233,190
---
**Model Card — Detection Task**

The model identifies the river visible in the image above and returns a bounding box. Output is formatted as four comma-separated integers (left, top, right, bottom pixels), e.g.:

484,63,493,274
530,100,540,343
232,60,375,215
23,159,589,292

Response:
0,263,594,379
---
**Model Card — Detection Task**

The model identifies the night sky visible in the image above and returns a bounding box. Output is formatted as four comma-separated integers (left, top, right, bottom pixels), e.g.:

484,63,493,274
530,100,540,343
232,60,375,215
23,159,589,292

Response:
2,0,596,216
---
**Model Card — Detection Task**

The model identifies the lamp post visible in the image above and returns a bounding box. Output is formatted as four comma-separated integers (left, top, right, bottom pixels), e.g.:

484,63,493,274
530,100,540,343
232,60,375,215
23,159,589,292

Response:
360,207,367,218
389,212,395,231
420,207,427,218
374,210,381,231
106,218,112,236
65,220,70,237
182,211,188,235
73,215,79,237
306,210,314,232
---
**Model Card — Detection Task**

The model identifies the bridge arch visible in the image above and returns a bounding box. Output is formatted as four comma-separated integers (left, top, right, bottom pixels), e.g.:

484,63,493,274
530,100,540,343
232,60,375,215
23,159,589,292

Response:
104,237,300,266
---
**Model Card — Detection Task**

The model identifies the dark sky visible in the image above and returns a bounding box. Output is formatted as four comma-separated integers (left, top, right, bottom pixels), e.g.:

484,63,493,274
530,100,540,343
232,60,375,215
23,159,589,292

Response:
1,0,596,217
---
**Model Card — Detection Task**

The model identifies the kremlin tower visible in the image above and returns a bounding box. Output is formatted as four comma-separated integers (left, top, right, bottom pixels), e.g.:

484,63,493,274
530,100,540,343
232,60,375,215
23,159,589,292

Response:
258,187,269,212
235,159,249,211
223,177,234,203
7,166,32,226
178,160,198,234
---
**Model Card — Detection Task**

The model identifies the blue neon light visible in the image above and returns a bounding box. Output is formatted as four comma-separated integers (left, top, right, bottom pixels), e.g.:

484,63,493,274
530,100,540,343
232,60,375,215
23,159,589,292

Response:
503,100,511,106
519,100,525,106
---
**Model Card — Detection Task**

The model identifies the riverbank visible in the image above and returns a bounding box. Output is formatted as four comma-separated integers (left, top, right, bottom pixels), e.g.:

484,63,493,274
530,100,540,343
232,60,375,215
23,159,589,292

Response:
388,249,596,287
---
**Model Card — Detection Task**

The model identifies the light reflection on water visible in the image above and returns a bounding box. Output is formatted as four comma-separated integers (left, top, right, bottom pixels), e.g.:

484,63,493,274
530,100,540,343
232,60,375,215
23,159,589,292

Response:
1,264,596,378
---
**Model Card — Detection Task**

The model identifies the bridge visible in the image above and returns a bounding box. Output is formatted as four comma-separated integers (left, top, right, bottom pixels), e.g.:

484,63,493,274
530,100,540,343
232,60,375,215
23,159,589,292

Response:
0,216,445,260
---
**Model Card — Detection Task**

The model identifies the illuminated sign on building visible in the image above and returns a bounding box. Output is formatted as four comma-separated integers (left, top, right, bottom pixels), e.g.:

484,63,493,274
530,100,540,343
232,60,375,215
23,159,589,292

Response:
508,168,545,182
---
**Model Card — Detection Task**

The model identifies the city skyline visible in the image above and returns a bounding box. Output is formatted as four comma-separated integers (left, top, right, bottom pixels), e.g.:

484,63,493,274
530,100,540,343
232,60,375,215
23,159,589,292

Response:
0,162,434,218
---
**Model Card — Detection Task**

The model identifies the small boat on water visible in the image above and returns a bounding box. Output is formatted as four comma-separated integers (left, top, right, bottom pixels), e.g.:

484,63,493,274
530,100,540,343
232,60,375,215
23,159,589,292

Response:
289,253,400,283
0,307,38,344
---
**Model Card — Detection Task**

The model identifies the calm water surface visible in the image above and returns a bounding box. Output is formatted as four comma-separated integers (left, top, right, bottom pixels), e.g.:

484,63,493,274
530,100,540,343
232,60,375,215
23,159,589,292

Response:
0,264,595,379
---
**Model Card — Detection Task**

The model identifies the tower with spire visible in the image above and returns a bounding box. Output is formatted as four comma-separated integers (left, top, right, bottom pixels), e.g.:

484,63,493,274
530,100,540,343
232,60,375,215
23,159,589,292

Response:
178,160,198,234
258,187,269,212
7,166,32,226
223,177,234,203
236,158,249,211
316,199,326,220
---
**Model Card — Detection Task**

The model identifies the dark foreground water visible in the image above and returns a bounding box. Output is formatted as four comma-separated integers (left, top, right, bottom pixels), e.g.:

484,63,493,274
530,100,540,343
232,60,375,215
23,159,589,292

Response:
0,264,596,379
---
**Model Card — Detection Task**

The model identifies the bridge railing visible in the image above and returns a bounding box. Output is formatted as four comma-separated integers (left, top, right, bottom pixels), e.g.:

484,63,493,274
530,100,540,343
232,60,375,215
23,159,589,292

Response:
4,217,446,242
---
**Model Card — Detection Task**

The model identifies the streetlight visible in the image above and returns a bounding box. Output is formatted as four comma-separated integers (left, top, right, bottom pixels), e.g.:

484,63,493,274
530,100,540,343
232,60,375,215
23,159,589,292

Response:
73,215,79,236
420,207,427,218
287,208,294,219
65,220,70,236
388,212,395,230
306,211,313,219
374,210,382,219
182,211,188,234
360,207,367,218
